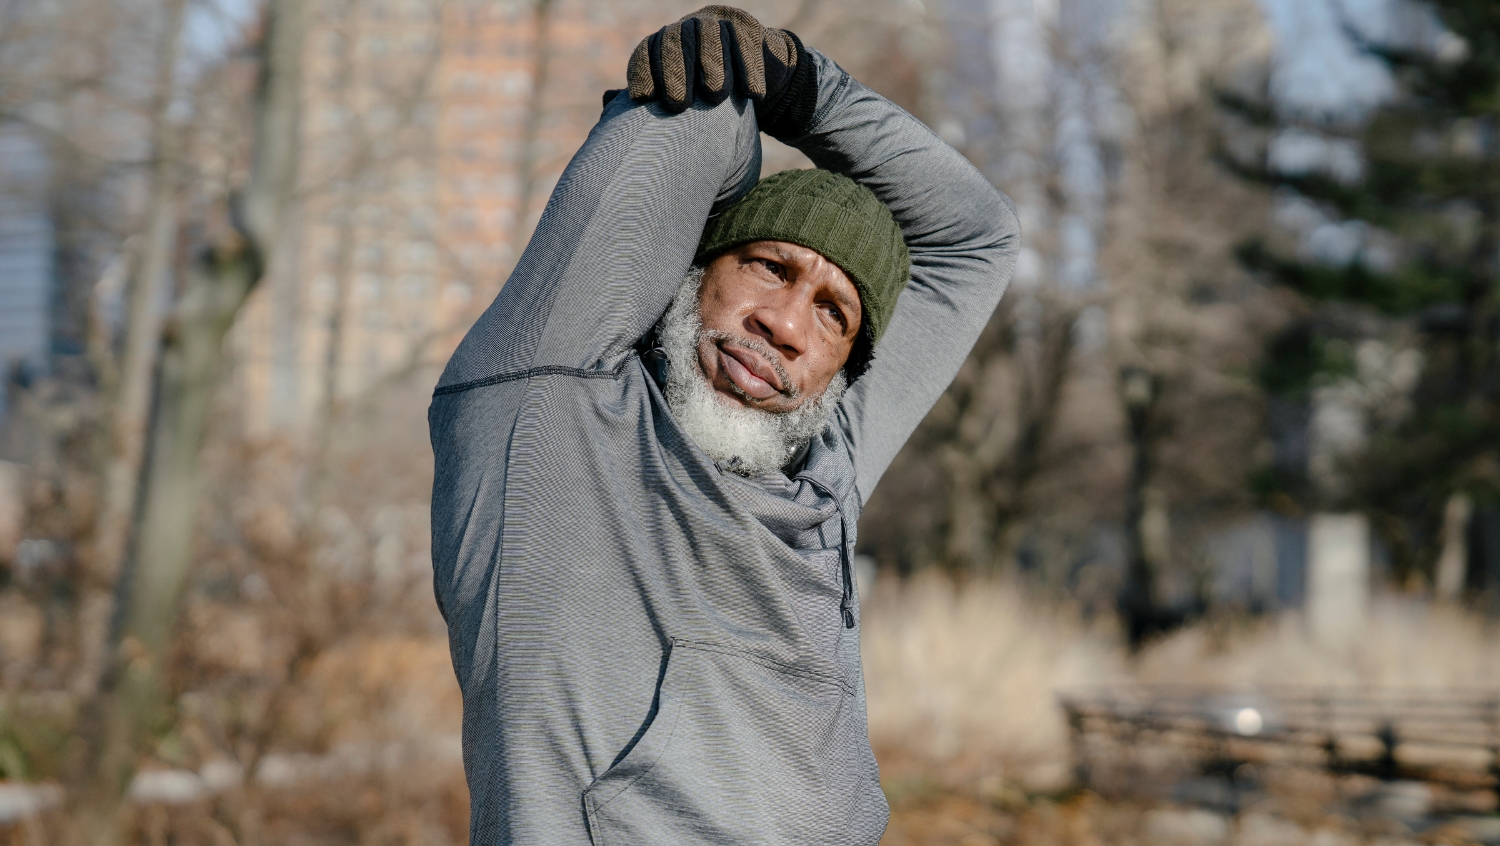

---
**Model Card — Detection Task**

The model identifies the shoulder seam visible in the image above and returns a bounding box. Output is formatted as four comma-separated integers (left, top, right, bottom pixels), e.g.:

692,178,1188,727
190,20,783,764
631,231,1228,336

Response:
432,359,630,397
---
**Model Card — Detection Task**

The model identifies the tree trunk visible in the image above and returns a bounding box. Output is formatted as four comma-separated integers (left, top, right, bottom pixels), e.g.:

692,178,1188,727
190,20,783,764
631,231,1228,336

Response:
70,0,305,839
308,0,361,506
85,0,189,690
983,302,1075,572
75,252,261,846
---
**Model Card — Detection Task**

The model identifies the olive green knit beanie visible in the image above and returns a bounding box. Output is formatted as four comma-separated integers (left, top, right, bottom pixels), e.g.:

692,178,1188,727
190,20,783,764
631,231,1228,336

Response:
696,168,910,377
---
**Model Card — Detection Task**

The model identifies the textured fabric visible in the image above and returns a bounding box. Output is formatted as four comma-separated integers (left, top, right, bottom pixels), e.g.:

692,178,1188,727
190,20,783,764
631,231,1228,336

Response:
696,167,910,358
628,6,815,137
429,47,1018,846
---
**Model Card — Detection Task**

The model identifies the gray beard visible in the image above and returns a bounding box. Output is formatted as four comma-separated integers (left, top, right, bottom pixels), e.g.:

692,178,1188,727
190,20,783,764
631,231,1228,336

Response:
658,267,847,477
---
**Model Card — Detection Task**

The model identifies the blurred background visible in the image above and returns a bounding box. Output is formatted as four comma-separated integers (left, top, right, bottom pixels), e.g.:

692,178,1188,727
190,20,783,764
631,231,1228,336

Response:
1,0,1498,842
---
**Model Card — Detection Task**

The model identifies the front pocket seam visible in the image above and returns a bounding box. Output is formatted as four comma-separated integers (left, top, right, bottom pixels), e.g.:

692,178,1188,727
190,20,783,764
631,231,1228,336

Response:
583,659,690,822
671,638,853,695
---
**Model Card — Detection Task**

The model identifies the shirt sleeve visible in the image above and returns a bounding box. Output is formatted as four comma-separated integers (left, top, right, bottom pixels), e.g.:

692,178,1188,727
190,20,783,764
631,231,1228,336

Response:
788,51,1021,506
434,91,763,392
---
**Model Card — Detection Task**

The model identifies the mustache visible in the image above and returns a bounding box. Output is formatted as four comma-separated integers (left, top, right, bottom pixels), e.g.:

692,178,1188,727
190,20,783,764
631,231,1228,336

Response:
700,328,800,402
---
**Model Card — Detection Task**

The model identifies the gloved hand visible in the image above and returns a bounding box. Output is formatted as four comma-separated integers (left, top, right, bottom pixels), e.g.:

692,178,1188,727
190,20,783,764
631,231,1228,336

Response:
627,5,818,138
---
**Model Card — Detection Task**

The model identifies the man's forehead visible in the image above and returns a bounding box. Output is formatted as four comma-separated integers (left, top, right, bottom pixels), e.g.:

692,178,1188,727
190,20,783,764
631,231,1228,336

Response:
743,241,859,308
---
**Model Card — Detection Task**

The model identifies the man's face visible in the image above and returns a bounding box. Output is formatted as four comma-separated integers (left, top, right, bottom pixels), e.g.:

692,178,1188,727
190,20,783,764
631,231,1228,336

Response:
695,240,863,414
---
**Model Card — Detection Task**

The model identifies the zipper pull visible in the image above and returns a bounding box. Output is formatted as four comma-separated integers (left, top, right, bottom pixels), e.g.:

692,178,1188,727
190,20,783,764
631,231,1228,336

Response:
841,539,857,628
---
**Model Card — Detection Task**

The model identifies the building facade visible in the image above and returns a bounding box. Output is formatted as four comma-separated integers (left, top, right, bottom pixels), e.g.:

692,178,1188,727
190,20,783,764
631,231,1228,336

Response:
235,0,646,435
0,128,55,426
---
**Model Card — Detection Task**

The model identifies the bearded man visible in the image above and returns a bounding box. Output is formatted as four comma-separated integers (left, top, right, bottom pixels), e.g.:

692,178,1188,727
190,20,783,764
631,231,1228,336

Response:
428,7,1018,844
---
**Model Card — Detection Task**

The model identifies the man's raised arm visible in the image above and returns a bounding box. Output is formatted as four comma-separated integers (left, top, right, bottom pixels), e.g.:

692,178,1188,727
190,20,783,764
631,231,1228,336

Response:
433,88,762,394
790,52,1021,505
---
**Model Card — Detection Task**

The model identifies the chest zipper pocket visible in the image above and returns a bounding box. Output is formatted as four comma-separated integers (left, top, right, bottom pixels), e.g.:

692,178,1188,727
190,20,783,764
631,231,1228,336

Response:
799,476,856,629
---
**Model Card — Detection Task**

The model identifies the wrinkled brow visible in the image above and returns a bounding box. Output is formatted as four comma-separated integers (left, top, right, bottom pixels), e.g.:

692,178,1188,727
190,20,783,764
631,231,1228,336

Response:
756,243,861,323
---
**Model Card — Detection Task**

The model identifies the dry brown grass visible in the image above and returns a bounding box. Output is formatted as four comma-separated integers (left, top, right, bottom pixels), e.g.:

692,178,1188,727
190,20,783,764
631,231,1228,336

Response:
864,578,1500,784
862,574,1127,793
1133,599,1500,689
861,577,1500,845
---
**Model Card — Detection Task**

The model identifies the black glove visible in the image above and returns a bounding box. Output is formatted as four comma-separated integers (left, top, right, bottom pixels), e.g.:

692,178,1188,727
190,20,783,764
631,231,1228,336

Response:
626,5,818,139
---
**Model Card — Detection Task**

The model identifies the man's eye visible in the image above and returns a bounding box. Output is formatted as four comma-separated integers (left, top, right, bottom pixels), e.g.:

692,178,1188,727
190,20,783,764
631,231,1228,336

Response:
757,259,784,278
821,303,847,330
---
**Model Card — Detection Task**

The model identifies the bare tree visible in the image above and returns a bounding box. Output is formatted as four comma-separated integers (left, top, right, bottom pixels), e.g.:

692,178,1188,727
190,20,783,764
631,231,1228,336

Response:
860,0,1277,617
71,0,306,839
87,0,190,690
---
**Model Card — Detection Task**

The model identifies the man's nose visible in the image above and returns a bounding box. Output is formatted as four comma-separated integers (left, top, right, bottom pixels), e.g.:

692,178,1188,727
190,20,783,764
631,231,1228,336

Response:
745,288,810,358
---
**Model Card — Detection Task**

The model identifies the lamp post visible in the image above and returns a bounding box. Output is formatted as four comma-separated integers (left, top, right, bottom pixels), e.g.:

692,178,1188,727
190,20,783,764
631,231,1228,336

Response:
1118,366,1159,649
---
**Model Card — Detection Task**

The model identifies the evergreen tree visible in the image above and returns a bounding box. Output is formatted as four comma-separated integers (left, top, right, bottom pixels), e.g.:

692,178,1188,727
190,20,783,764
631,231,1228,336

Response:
1223,0,1500,588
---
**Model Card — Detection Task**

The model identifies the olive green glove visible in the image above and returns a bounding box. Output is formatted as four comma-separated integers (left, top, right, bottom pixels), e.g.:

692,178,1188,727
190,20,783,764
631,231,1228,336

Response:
626,5,818,138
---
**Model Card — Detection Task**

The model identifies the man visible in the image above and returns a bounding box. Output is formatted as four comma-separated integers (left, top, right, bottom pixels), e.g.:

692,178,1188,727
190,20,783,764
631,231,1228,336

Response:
429,7,1018,844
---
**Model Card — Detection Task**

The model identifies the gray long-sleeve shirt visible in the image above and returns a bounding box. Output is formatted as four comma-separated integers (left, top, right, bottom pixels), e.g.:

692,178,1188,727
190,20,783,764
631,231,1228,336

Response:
429,50,1018,846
